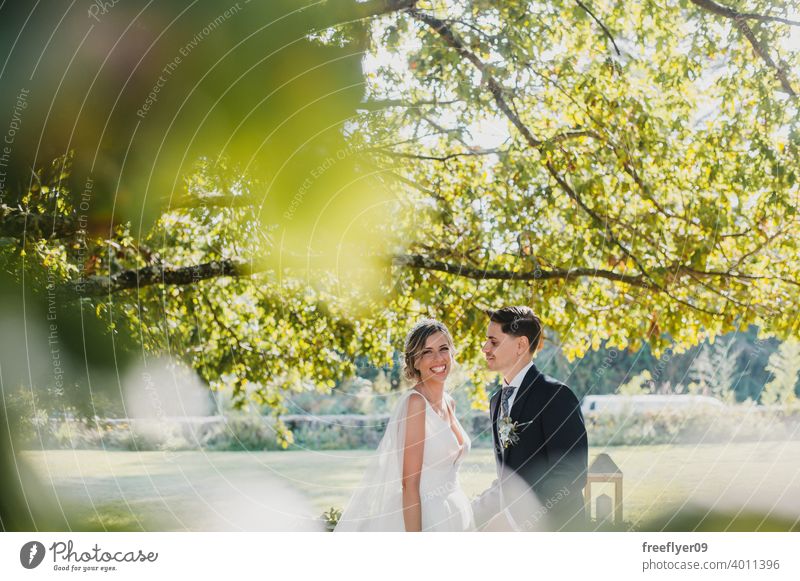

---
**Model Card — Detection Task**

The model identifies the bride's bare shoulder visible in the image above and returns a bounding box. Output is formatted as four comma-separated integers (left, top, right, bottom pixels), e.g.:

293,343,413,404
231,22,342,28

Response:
406,390,427,411
404,391,427,440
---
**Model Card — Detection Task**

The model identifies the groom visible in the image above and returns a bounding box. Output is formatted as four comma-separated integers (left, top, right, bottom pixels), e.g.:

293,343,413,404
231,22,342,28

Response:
473,306,588,531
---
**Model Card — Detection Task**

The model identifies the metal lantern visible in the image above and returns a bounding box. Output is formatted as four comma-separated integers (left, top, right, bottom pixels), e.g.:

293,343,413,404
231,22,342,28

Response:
584,452,623,526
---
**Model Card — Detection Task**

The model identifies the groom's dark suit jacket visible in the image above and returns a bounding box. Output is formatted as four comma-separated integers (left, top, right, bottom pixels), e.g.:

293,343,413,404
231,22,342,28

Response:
490,363,588,531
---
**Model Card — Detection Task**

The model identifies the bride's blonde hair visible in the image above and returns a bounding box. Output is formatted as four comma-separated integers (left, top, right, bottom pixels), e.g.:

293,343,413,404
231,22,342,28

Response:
402,318,455,382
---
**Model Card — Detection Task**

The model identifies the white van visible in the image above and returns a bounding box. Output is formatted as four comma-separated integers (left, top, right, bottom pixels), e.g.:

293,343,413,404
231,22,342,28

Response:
581,394,725,415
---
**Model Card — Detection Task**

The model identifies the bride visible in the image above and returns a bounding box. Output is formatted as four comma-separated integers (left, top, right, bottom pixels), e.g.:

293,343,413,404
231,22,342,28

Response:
334,319,475,531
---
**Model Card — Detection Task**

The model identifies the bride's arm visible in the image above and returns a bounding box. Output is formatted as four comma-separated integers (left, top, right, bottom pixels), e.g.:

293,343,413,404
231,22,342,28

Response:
401,393,426,532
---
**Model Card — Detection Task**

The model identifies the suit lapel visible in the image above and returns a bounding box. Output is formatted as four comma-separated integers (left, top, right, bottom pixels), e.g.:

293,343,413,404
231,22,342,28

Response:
508,362,542,422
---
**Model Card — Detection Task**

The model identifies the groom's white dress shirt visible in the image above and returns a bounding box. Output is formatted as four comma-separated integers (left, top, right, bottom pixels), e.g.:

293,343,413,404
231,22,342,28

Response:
496,360,535,530
501,361,535,415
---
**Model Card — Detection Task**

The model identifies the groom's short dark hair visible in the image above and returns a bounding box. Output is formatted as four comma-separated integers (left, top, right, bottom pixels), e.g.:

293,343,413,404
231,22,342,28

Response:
486,306,544,353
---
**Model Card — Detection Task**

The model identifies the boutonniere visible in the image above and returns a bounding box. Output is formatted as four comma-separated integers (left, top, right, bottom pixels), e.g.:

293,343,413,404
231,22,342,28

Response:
498,416,533,449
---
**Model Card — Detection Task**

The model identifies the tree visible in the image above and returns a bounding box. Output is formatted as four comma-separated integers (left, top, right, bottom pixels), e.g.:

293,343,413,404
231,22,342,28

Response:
687,336,741,401
2,0,799,426
360,0,799,362
617,369,654,395
1,0,409,443
761,338,800,406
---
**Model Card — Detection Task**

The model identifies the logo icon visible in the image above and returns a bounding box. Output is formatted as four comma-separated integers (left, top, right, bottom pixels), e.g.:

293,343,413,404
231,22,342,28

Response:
20,541,46,569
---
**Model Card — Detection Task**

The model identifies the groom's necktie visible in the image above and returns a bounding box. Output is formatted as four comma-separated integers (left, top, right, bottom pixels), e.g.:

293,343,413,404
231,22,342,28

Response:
500,385,516,418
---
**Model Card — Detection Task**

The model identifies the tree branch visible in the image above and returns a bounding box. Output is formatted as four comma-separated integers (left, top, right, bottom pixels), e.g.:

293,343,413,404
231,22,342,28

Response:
573,0,622,56
690,0,796,96
690,0,800,27
351,0,418,19
64,259,257,298
677,265,800,288
547,129,601,144
60,249,800,308
167,192,255,209
368,147,504,161
356,98,459,111
1,204,78,240
393,253,649,286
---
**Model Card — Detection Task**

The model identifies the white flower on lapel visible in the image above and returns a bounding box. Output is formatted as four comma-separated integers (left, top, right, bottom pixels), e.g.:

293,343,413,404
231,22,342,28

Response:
498,416,533,449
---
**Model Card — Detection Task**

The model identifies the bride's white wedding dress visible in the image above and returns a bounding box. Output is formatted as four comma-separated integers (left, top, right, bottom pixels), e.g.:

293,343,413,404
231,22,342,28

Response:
334,389,474,531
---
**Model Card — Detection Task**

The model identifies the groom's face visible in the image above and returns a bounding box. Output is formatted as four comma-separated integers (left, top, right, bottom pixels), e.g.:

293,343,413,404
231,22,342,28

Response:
482,321,527,375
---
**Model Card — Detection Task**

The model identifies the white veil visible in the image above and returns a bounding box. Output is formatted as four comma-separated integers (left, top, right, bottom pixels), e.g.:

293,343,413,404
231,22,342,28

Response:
334,390,417,531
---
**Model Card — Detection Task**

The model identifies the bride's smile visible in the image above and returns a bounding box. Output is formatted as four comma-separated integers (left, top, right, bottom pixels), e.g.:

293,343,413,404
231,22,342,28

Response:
415,333,453,383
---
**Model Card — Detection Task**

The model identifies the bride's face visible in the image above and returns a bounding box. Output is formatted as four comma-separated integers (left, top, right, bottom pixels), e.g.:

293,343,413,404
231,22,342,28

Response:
414,332,453,383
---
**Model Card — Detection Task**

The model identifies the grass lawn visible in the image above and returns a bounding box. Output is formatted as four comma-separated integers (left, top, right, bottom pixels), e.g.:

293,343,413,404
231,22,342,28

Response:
20,441,800,531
